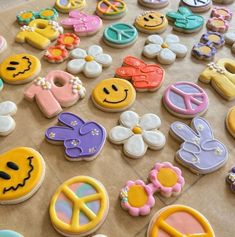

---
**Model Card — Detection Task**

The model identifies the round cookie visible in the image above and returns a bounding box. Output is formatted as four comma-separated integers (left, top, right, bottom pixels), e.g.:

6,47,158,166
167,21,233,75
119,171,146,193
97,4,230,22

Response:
0,79,3,91
0,36,7,54
0,147,45,204
180,0,212,12
0,230,23,237
213,0,234,3
55,0,86,13
147,205,215,237
49,176,109,237
0,54,41,84
138,0,169,9
134,11,168,34
92,78,136,112
226,106,235,138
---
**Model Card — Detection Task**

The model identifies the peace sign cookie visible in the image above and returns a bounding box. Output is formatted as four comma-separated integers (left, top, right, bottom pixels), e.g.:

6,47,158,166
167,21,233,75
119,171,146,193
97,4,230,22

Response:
0,230,23,237
180,0,212,12
147,205,215,237
55,0,86,13
138,0,169,9
103,23,138,48
50,176,109,237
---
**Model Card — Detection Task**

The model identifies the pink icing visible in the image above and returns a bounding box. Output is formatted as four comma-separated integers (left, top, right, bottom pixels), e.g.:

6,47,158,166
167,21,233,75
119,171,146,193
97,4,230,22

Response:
207,17,229,33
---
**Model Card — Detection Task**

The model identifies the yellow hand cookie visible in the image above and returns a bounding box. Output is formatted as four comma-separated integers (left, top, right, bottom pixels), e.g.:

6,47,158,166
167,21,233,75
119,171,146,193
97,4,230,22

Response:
55,0,86,13
0,147,45,204
226,106,235,138
0,54,41,84
92,78,136,112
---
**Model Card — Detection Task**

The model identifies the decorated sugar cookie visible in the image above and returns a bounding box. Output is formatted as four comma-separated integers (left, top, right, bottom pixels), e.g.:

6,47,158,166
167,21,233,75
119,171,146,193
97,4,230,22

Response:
44,45,69,63
0,79,3,91
211,6,232,21
45,112,106,161
180,0,212,12
50,176,109,236
24,70,86,118
147,205,215,237
226,167,235,193
93,235,107,237
61,11,102,36
0,101,17,136
103,23,138,48
170,117,228,174
67,45,112,78
138,0,169,9
120,162,184,216
143,34,187,65
116,56,165,92
92,78,136,112
213,0,234,3
225,32,235,53
0,36,7,54
0,230,23,237
134,11,168,34
0,147,45,204
226,106,235,138
16,19,63,50
57,33,80,49
199,59,235,100
163,81,209,118
96,0,127,20
166,7,204,33
0,54,41,84
109,111,165,158
55,0,86,13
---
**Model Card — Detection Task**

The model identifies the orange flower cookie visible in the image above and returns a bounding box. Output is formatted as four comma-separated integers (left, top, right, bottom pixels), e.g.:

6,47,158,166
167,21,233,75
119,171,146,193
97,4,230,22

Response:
226,106,235,138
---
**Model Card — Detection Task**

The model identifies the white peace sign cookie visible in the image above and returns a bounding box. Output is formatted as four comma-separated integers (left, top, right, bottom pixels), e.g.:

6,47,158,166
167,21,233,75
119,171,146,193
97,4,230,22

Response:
180,0,212,12
50,176,109,237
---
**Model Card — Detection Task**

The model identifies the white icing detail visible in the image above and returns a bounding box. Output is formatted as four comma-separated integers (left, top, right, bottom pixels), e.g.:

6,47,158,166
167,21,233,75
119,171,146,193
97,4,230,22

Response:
192,156,200,164
228,173,235,182
49,132,56,138
215,147,222,155
21,25,34,32
176,124,185,130
91,129,99,136
70,76,86,97
197,124,204,131
34,77,52,90
70,120,78,126
89,147,96,153
71,140,78,146
193,137,200,145
48,20,63,33
207,62,225,74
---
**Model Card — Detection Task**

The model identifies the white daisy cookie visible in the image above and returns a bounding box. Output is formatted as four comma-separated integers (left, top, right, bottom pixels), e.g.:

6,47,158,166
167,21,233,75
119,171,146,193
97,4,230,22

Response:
225,32,235,53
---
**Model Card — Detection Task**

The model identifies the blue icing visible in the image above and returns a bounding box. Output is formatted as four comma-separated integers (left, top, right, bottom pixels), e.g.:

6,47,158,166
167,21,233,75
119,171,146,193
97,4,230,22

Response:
86,200,100,214
79,211,90,225
0,230,23,237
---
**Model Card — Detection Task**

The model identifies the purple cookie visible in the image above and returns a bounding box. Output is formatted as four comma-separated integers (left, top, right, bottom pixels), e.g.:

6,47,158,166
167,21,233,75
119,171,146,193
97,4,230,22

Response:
226,167,235,193
138,0,169,8
45,112,106,161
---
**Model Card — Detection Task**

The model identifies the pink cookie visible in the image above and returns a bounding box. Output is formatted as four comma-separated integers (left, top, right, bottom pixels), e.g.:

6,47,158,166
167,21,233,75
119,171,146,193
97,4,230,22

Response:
163,81,209,118
60,11,102,36
0,36,7,54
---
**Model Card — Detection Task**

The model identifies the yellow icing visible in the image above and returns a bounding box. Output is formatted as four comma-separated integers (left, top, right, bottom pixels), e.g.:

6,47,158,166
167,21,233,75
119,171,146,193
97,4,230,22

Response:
92,78,136,111
198,46,211,54
212,19,225,27
21,12,33,19
217,9,227,16
128,185,148,207
52,48,63,56
41,9,54,17
55,0,86,13
157,168,178,187
161,43,168,48
85,55,94,62
0,147,44,202
63,35,75,44
208,34,220,43
132,126,142,134
227,106,235,135
50,176,108,234
97,0,126,15
0,54,41,83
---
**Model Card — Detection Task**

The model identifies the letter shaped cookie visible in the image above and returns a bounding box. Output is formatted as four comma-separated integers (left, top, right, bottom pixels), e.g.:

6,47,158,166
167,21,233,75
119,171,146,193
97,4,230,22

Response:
24,70,86,118
45,112,106,161
170,117,228,174
116,56,165,92
199,59,235,101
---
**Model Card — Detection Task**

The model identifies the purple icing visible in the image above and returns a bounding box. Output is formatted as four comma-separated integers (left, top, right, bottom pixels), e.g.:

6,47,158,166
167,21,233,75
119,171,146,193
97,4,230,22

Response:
232,167,235,173
192,42,217,59
45,112,106,160
201,31,225,48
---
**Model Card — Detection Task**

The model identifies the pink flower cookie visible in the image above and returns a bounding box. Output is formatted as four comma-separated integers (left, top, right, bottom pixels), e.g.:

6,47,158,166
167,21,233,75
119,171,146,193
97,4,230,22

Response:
60,11,102,36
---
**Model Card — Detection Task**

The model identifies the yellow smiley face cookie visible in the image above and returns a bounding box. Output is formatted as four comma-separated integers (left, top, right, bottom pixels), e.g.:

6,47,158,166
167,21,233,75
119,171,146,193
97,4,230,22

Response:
0,147,45,204
135,11,168,34
92,78,136,112
0,54,41,84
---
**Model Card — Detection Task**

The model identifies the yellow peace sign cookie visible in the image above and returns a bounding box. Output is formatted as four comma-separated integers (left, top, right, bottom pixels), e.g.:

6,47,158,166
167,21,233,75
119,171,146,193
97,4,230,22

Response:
50,176,109,236
147,205,215,237
55,0,86,13
0,147,45,204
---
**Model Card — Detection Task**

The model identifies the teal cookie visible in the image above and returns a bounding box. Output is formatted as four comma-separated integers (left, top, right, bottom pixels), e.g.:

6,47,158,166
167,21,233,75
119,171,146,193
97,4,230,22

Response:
0,230,23,237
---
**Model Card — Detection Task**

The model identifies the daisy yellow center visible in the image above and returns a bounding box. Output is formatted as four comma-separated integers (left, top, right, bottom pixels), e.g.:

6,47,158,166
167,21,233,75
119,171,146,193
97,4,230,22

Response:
85,55,94,62
63,36,75,44
41,9,54,17
213,19,224,27
132,126,142,134
157,168,178,187
21,12,33,19
51,49,62,56
161,43,168,48
128,185,148,207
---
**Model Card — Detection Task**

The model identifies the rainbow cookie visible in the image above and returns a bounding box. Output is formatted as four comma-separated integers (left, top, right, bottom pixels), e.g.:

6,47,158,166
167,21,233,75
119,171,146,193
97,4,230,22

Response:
24,70,86,118
226,106,235,138
163,81,209,118
0,147,45,204
0,230,23,237
138,0,169,9
225,32,235,53
45,112,106,161
55,0,86,13
180,0,212,12
134,11,168,34
49,176,109,237
116,56,165,92
92,78,136,112
170,117,228,174
147,205,215,237
0,53,41,84
0,36,7,54
109,111,165,158
199,59,235,100
226,167,235,193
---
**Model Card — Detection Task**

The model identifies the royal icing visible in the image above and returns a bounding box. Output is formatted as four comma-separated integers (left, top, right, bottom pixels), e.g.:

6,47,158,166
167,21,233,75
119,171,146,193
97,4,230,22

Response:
166,7,204,33
180,0,212,12
0,54,41,84
0,101,17,136
0,79,3,91
24,70,86,118
50,176,109,236
0,147,45,204
120,162,184,216
147,205,215,237
134,11,168,34
16,19,63,50
116,56,165,91
92,78,136,112
45,112,106,161
199,59,235,100
109,111,166,158
0,36,7,54
138,0,169,9
225,32,235,53
212,0,234,3
226,106,235,138
0,230,23,237
55,0,86,13
170,117,228,174
143,34,187,65
60,11,102,36
163,81,209,118
44,45,69,63
57,33,80,50
67,45,112,78
226,167,235,193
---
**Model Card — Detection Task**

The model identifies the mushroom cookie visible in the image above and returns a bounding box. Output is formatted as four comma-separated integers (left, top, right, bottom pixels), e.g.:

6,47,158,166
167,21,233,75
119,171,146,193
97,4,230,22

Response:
0,147,45,204
49,176,109,237
0,54,41,85
92,78,136,112
0,230,23,237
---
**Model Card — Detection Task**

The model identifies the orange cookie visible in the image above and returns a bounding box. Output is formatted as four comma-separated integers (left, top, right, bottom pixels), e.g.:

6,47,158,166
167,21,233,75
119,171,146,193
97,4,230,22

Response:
226,106,235,138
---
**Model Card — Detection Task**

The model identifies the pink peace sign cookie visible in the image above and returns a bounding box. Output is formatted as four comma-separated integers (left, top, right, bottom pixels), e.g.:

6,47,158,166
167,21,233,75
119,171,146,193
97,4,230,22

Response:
163,81,209,118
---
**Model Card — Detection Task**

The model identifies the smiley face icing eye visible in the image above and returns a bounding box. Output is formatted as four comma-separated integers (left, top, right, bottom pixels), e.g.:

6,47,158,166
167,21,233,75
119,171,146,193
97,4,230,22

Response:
103,87,110,94
112,84,118,91
144,17,149,21
0,171,11,180
10,61,19,65
7,162,19,170
149,15,154,19
6,67,16,71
